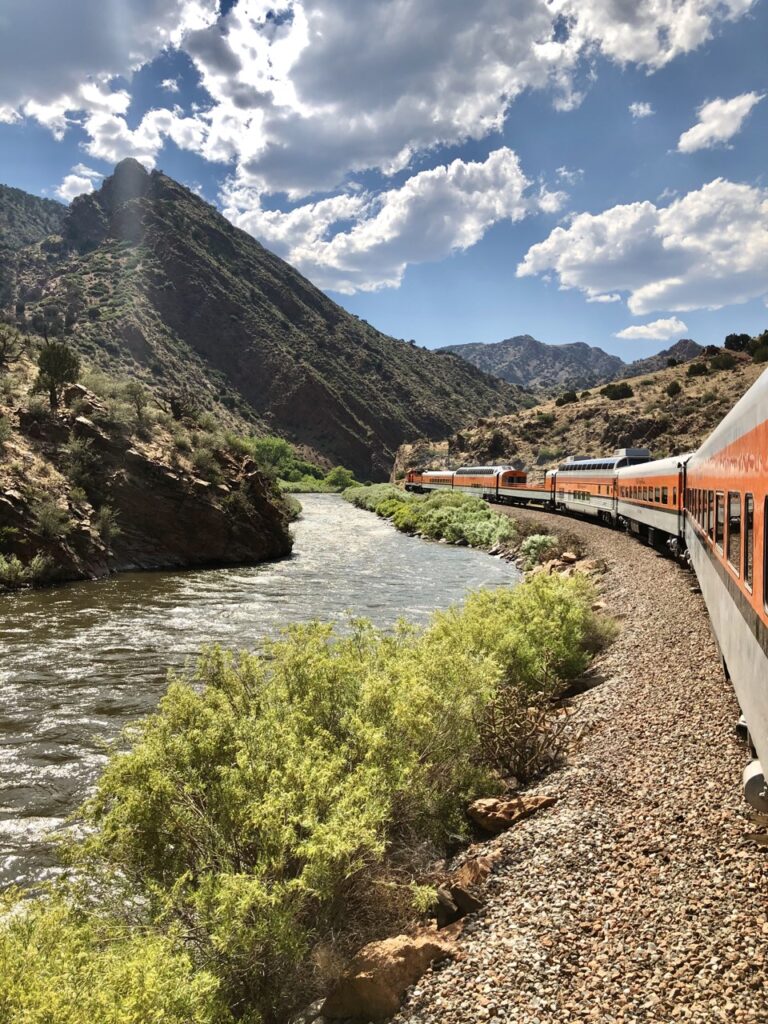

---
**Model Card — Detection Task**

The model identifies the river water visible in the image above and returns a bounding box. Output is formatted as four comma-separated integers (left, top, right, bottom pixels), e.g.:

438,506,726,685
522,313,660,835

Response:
0,494,518,888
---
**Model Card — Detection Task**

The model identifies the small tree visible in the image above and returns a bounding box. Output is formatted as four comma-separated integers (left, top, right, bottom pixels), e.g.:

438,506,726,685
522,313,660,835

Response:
35,340,81,409
724,333,751,352
0,324,23,367
666,380,682,398
123,380,149,425
555,390,578,406
324,466,356,490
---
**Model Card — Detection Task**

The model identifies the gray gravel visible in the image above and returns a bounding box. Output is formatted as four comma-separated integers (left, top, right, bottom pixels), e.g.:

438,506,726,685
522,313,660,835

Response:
395,508,768,1024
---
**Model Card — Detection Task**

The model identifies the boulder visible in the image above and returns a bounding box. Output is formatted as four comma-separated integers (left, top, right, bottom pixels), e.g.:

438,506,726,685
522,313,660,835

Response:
468,794,557,834
322,930,456,1020
560,551,578,564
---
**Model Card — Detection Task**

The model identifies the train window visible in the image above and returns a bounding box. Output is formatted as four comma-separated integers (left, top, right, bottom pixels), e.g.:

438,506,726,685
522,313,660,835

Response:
715,493,725,552
654,487,661,503
662,486,668,504
727,492,741,573
673,487,677,506
707,491,714,539
745,495,754,590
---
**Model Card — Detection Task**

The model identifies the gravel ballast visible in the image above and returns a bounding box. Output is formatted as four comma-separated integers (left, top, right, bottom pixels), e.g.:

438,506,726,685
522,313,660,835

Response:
395,507,768,1024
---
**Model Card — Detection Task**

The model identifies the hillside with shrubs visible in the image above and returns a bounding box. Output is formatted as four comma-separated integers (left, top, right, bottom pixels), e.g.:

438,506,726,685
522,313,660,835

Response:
394,338,767,479
0,324,325,589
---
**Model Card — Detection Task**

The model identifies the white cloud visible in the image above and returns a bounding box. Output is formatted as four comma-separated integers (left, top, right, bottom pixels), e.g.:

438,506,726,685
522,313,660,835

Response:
517,178,768,314
0,0,218,113
629,101,654,119
556,166,584,185
587,292,622,303
616,317,688,340
678,91,764,153
559,0,755,71
161,78,180,93
55,164,104,202
223,148,563,292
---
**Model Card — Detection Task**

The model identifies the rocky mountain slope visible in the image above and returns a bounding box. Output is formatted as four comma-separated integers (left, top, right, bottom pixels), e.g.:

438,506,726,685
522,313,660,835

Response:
1,161,526,480
0,352,293,587
0,184,66,252
393,349,765,479
437,333,702,391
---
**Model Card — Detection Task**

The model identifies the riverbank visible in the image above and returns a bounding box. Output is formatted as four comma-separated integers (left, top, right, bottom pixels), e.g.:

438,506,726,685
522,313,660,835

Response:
1,553,610,1023
392,505,768,1024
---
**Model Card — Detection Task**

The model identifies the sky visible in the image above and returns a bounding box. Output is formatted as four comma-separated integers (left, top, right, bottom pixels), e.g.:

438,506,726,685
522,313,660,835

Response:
0,0,766,360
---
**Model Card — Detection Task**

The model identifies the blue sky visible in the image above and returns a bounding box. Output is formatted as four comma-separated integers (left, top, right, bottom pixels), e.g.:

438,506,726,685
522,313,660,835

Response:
0,0,766,359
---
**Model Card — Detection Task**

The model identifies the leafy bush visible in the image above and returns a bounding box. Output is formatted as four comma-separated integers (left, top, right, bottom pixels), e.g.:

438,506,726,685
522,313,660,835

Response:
555,390,578,406
34,340,81,409
709,351,736,371
665,380,682,398
519,533,560,568
686,362,709,378
67,575,610,1020
752,345,768,364
345,486,517,550
0,415,12,446
63,436,99,489
600,382,634,400
0,552,51,588
0,891,230,1024
35,499,71,539
94,505,121,545
324,465,356,490
191,446,221,482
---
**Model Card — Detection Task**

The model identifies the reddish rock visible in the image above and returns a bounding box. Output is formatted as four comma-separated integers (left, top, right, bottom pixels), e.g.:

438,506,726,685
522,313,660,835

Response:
468,794,557,834
322,930,456,1020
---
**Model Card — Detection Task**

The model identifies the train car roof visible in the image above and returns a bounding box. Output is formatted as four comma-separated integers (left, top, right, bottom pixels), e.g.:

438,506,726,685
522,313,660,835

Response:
454,465,521,474
423,470,455,477
617,454,693,479
689,365,768,466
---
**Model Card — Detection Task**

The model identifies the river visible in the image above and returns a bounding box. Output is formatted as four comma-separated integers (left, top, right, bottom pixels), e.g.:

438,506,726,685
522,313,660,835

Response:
0,494,518,888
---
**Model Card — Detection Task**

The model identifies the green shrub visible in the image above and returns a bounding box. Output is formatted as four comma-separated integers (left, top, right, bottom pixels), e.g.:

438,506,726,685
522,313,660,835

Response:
665,380,682,398
600,382,634,400
0,890,230,1024
94,505,121,545
687,362,709,378
0,552,51,588
324,466,357,490
709,351,736,371
344,486,516,550
35,500,71,539
191,446,221,482
555,390,578,406
519,533,560,568
752,345,768,364
0,415,12,446
72,575,610,1019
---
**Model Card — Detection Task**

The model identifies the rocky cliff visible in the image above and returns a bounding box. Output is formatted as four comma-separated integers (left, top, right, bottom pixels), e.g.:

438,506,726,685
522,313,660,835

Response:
0,362,293,588
1,160,526,480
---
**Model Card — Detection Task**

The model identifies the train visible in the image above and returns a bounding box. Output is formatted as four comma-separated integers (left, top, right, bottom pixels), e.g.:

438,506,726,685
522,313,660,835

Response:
405,367,768,816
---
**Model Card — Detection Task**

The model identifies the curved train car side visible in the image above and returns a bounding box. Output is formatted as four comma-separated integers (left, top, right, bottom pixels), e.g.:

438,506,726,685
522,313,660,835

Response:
405,367,768,812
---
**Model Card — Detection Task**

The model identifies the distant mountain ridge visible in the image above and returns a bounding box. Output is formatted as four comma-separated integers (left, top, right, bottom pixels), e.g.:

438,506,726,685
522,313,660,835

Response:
0,161,527,479
437,334,703,391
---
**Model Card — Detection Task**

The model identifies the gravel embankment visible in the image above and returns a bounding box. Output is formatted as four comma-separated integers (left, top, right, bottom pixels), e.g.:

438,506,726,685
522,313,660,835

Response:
395,508,768,1024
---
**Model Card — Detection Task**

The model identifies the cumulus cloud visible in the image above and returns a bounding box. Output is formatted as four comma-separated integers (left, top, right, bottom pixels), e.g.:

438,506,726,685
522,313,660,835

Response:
223,148,563,292
559,0,755,70
556,166,584,185
615,317,688,340
161,78,180,93
0,0,217,114
677,91,764,152
629,101,654,119
55,164,103,202
517,178,768,314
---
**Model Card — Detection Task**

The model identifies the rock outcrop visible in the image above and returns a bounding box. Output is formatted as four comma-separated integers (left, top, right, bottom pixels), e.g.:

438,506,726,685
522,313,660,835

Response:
0,383,292,586
322,929,456,1020
467,794,557,834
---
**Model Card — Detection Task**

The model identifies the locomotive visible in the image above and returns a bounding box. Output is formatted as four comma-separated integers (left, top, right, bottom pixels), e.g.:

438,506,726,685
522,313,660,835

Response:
405,368,768,814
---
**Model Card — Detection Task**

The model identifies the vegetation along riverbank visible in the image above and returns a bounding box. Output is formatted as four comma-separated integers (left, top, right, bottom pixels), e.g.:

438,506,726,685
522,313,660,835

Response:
0,572,613,1023
342,484,595,573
